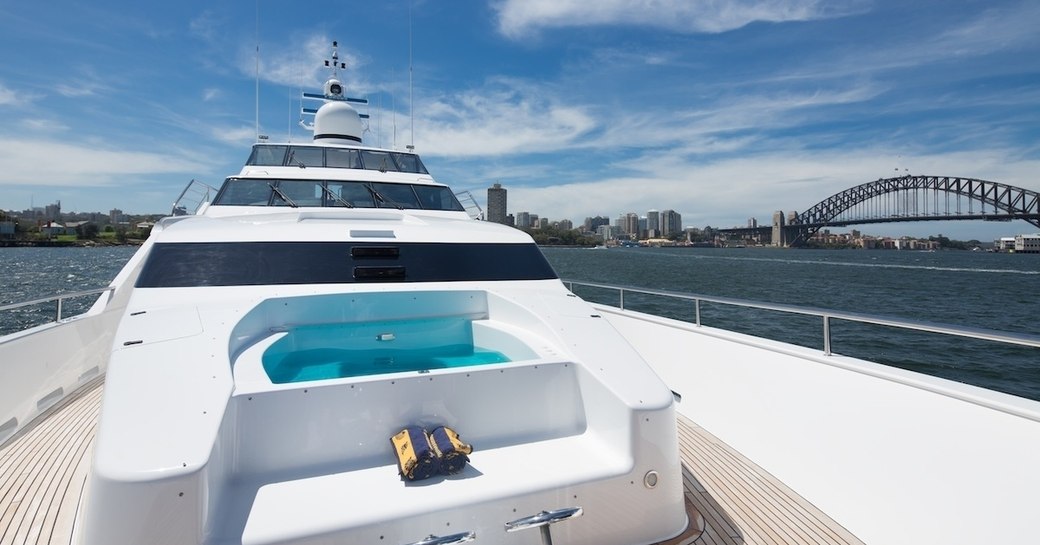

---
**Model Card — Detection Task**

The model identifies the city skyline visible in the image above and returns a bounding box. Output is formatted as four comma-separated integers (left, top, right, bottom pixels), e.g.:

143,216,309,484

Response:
485,182,1038,243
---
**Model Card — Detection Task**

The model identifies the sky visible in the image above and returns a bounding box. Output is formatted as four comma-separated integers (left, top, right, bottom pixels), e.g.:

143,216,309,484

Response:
1,0,1038,241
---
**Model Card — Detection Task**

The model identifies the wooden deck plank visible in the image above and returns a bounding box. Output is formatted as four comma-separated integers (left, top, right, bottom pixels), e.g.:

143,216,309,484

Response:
0,379,102,545
677,415,865,545
1,379,864,545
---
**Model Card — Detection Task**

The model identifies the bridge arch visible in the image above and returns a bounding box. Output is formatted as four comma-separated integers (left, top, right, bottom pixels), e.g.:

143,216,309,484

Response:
787,175,1040,247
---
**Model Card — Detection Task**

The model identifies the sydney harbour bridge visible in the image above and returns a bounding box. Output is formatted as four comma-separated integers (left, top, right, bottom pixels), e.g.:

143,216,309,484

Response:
719,175,1040,247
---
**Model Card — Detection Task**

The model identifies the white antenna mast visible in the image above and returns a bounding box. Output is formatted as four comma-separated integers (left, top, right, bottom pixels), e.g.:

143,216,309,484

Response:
254,0,260,141
407,1,414,152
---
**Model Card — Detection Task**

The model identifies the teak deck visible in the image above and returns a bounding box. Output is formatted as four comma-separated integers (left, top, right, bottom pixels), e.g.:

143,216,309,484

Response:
0,381,865,545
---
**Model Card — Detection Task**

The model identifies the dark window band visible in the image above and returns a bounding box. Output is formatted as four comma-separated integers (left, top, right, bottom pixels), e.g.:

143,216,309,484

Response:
135,242,558,287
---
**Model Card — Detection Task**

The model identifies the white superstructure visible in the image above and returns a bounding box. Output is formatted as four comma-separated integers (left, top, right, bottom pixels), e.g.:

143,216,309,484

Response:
71,42,689,545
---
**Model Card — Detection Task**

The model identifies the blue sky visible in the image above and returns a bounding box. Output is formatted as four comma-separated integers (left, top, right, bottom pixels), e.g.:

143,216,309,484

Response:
1,0,1038,240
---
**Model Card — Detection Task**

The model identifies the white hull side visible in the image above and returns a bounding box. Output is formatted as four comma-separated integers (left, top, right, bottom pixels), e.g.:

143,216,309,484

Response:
0,240,150,446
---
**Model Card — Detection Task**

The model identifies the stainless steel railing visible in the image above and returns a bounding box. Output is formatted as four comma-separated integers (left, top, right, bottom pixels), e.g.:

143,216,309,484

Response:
563,280,1040,354
0,287,115,327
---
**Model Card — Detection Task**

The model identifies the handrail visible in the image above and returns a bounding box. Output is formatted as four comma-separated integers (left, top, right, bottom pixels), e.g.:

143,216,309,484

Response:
0,287,115,324
563,280,1040,354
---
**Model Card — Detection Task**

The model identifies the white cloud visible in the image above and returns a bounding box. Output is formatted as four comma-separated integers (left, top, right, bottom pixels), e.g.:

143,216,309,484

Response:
0,82,27,106
0,137,210,187
415,78,596,156
251,34,367,91
210,125,261,147
202,88,220,101
189,10,221,42
494,0,864,38
934,1,1040,56
19,118,69,132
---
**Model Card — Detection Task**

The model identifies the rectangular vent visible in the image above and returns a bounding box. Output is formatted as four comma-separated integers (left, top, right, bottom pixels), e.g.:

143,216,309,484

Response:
353,266,406,281
351,246,400,259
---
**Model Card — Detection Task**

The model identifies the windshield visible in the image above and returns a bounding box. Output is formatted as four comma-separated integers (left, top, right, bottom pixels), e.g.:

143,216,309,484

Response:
212,178,466,211
246,144,429,174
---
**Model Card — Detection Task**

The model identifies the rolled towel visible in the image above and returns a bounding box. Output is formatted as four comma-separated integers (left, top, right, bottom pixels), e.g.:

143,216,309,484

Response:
390,426,439,481
429,426,473,475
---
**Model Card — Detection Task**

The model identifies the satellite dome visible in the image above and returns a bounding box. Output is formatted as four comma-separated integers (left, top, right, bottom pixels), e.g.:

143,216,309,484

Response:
313,101,363,144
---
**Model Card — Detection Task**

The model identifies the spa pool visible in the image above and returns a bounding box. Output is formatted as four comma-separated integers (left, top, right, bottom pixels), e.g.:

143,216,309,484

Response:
262,317,513,383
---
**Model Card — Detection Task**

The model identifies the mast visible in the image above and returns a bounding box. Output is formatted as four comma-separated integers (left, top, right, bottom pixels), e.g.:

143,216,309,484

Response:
407,1,414,152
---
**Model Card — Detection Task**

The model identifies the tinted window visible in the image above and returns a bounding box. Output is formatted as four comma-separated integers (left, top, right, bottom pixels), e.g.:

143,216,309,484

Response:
392,153,428,174
287,146,324,167
359,150,398,172
212,179,465,211
372,183,420,208
136,242,558,287
213,179,272,205
326,148,361,168
273,180,323,207
326,181,375,207
414,186,465,211
247,145,288,166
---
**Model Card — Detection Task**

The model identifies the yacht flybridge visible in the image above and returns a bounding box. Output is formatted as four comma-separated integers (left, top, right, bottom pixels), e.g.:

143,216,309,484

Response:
3,42,1040,545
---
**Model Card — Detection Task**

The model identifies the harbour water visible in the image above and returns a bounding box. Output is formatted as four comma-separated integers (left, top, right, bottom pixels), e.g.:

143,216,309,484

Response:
2,245,1038,400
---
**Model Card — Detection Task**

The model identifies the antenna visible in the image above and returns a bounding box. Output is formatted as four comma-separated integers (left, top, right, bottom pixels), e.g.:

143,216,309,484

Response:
254,0,260,141
407,1,414,152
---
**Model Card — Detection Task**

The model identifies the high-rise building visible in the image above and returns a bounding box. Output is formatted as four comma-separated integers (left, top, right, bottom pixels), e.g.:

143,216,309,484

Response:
487,183,507,224
622,213,640,236
515,212,531,229
647,210,660,233
660,210,682,237
45,201,61,221
584,216,610,233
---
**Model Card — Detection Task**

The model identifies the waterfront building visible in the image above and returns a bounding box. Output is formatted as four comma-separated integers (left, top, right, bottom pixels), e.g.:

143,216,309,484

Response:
621,213,640,236
515,212,531,229
1015,233,1040,253
660,210,682,237
995,237,1016,251
584,216,609,233
44,201,61,222
647,210,660,234
487,183,508,225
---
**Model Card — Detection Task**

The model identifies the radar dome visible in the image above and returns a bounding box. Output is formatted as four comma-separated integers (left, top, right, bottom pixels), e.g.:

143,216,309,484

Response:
313,101,363,144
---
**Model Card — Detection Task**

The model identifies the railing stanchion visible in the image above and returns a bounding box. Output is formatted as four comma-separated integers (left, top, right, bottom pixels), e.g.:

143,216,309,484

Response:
823,315,832,356
55,297,63,322
619,288,625,311
695,299,701,327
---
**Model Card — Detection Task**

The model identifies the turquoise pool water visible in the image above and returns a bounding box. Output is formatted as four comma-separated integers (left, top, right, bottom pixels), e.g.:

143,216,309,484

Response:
262,317,510,383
